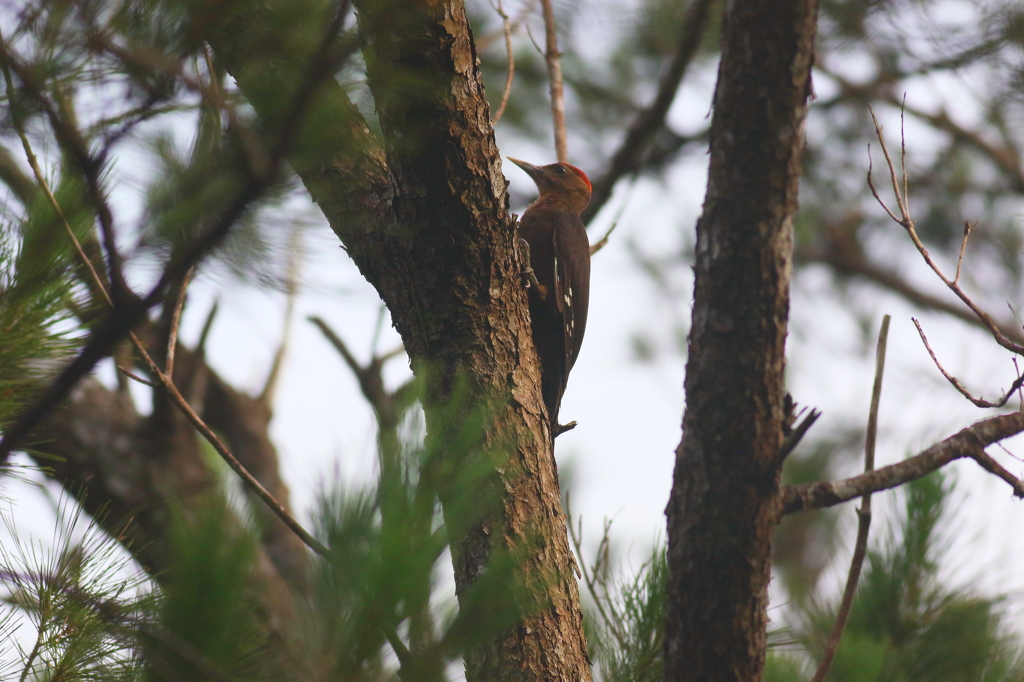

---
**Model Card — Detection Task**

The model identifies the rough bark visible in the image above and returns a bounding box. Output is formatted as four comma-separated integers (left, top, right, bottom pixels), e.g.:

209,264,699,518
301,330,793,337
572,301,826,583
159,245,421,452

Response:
204,1,589,680
663,0,819,680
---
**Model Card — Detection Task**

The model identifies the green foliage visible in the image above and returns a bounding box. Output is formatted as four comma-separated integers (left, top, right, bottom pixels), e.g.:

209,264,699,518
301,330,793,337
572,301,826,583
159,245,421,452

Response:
586,545,667,682
0,498,151,680
769,471,1024,682
158,497,269,679
0,208,78,432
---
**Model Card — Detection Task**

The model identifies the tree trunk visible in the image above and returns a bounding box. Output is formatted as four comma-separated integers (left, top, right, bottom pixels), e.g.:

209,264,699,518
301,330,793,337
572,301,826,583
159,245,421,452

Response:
204,1,590,680
663,0,819,680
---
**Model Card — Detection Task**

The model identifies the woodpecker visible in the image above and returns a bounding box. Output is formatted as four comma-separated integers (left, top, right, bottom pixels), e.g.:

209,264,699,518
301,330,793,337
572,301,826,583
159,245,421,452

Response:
508,157,592,436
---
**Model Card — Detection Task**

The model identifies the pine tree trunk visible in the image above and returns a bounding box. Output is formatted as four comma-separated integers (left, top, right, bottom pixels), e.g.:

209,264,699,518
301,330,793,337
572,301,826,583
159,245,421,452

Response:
205,1,591,680
664,0,819,679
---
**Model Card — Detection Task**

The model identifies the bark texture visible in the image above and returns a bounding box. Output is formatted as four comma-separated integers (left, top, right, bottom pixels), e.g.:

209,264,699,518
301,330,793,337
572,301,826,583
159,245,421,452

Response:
204,1,590,680
663,1,819,680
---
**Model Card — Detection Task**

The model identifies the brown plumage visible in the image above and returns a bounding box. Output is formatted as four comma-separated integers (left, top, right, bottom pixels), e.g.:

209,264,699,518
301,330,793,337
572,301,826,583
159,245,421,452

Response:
508,157,592,434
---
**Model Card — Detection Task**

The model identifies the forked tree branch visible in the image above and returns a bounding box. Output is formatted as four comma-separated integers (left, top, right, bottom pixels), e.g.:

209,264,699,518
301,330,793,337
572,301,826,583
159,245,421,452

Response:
913,318,1024,408
795,232,1024,346
867,107,1024,358
782,410,1024,514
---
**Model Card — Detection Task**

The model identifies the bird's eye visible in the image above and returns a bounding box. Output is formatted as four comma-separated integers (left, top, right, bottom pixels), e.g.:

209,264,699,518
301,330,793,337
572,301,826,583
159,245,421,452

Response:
555,166,566,174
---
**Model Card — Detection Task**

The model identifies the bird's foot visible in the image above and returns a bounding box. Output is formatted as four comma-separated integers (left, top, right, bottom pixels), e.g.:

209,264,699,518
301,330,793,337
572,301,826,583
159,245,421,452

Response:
518,238,549,299
554,421,577,437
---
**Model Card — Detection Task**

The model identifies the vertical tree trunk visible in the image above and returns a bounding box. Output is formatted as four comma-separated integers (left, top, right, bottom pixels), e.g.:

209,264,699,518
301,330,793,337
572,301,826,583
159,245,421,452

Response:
663,1,819,680
204,2,591,681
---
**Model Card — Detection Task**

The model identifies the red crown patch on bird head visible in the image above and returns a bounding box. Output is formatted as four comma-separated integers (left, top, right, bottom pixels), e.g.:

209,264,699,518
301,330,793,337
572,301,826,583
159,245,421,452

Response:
508,157,592,210
562,164,591,192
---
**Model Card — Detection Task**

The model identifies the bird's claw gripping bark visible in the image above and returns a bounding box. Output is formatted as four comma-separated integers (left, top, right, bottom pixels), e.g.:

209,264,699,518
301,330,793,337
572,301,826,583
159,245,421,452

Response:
517,238,548,299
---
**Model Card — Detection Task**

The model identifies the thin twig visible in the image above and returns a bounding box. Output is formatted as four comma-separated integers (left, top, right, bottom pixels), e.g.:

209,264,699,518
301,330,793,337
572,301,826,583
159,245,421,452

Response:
164,265,196,379
954,221,973,284
589,222,617,255
477,0,534,51
116,365,155,387
140,346,331,557
810,314,888,682
490,0,515,125
537,0,567,162
777,408,821,465
912,318,1024,408
868,107,1024,360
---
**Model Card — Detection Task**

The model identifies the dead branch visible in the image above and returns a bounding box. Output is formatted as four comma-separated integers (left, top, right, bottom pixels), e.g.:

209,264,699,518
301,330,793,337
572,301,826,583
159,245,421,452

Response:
912,318,1024,408
794,233,1024,345
537,0,567,162
490,0,515,125
782,410,1024,515
477,0,534,51
589,222,617,255
824,69,1024,194
867,106,1024,358
810,314,889,682
777,408,821,465
164,265,196,379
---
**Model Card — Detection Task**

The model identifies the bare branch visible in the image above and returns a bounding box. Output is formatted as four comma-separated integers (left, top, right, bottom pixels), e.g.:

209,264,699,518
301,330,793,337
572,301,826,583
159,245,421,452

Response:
970,447,1024,497
477,0,533,51
795,233,1024,345
582,0,714,224
136,345,330,558
824,70,1024,193
116,365,154,387
954,221,973,285
777,408,821,465
867,107,1024,358
589,222,617,256
165,265,196,379
490,0,515,125
913,318,1024,408
537,0,567,162
810,314,888,682
782,410,1024,514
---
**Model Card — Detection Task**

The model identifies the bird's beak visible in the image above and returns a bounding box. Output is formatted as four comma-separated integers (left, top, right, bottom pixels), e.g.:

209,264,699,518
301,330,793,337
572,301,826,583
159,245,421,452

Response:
507,157,544,181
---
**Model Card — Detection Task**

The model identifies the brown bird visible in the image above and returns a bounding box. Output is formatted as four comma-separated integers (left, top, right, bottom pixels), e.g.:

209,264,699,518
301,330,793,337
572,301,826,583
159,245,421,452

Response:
508,157,592,436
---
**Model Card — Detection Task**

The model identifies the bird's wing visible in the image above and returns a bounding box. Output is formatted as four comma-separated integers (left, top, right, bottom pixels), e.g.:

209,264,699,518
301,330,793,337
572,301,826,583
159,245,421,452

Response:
552,220,590,375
